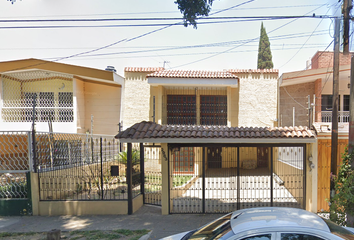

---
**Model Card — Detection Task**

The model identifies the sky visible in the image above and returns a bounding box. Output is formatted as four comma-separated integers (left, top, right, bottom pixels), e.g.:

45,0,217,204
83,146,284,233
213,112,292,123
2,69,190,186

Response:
0,0,346,76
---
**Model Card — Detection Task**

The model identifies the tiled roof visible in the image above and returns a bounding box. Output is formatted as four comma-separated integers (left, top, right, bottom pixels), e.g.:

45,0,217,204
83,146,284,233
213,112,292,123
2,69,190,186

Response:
147,70,238,79
124,67,164,73
115,121,315,143
228,69,279,73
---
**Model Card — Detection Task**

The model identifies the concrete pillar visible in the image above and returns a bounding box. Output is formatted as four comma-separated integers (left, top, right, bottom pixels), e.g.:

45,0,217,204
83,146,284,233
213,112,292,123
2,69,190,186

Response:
30,172,39,215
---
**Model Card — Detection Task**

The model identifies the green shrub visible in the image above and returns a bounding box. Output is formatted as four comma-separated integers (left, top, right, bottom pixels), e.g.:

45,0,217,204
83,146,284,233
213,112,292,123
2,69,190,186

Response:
329,147,354,226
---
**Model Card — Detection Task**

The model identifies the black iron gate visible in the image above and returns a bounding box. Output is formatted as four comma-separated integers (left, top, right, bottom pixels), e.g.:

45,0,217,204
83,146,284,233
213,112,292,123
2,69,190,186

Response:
169,145,305,214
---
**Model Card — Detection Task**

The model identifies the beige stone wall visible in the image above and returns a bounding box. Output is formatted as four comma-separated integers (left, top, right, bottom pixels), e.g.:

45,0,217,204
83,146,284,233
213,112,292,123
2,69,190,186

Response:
279,82,315,127
123,72,151,129
238,72,278,127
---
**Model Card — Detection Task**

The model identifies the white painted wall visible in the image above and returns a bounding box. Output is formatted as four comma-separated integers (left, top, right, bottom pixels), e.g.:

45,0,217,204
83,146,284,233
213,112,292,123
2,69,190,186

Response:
238,73,278,127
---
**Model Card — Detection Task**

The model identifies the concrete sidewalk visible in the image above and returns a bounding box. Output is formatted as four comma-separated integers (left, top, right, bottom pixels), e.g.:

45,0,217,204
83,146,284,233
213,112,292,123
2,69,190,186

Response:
0,205,223,239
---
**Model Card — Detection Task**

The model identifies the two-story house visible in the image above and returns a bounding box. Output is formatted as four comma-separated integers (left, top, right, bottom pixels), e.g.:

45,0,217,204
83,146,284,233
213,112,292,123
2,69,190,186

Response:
118,68,316,215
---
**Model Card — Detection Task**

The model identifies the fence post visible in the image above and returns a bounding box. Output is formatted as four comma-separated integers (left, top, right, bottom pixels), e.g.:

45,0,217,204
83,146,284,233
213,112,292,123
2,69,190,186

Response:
127,143,133,215
28,132,33,172
140,143,145,204
100,137,104,200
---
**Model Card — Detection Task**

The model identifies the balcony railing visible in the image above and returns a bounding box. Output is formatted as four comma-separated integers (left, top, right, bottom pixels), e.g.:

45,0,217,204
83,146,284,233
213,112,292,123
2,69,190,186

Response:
321,111,349,123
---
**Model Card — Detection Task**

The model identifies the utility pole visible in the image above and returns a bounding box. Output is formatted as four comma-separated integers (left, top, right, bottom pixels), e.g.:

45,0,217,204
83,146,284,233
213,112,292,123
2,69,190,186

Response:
343,0,352,54
330,19,340,200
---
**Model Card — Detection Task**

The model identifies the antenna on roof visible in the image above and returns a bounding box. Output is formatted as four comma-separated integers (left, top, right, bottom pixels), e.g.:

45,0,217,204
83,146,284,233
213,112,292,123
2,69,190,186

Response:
163,61,170,68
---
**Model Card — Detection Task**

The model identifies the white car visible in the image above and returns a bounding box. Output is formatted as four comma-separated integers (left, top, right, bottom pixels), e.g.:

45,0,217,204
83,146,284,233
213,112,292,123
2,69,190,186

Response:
161,207,354,240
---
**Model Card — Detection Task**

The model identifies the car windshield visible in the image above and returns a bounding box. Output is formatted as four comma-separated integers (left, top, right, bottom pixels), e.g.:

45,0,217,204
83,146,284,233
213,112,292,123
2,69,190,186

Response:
186,213,235,240
322,218,354,240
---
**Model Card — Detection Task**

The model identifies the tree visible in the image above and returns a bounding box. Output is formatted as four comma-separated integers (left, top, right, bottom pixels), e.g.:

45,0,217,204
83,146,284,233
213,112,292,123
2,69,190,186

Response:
257,22,273,69
175,0,214,28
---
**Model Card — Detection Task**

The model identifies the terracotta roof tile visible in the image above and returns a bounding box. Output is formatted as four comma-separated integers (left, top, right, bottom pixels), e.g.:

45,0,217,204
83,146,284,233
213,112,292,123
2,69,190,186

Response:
147,70,238,79
124,67,164,73
228,69,279,73
116,121,315,142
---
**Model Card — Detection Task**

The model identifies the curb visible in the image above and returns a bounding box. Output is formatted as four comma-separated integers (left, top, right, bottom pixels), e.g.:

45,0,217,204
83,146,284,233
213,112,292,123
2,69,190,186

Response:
139,231,152,240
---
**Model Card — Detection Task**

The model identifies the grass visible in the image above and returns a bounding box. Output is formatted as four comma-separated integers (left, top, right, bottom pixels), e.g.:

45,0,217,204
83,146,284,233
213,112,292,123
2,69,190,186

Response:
0,229,150,240
0,232,36,237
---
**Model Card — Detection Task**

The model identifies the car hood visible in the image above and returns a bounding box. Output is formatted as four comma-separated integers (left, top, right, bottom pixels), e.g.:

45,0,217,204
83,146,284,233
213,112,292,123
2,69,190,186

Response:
344,227,354,234
160,231,189,240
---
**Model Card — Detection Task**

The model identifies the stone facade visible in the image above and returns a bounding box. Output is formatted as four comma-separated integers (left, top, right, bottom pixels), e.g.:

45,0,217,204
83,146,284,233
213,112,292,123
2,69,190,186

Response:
123,71,152,130
237,71,278,127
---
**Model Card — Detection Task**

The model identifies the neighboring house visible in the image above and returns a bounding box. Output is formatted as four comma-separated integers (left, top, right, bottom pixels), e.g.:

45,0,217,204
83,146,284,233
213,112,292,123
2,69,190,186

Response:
279,51,351,128
117,68,318,215
279,51,352,213
0,59,124,135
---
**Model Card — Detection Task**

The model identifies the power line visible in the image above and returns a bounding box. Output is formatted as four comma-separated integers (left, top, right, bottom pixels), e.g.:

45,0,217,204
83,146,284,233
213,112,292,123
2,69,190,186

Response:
43,31,328,59
171,4,328,69
0,15,334,23
0,4,328,19
2,0,257,71
278,4,332,69
0,17,334,30
48,45,331,61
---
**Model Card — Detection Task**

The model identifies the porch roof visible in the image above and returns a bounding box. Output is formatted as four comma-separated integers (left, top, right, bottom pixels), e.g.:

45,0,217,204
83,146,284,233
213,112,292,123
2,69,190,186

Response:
115,121,316,144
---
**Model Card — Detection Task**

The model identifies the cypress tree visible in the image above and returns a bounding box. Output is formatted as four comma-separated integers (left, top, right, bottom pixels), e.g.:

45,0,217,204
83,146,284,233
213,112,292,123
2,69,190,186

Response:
257,22,274,69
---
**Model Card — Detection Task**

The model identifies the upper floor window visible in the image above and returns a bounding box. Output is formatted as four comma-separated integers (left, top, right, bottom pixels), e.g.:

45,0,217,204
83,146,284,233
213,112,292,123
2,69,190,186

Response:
321,95,340,111
167,95,196,125
343,95,350,111
200,95,227,125
2,91,73,123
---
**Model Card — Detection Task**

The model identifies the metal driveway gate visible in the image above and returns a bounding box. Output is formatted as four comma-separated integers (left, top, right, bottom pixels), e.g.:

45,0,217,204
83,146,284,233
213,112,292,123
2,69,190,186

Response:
0,132,32,216
169,145,305,214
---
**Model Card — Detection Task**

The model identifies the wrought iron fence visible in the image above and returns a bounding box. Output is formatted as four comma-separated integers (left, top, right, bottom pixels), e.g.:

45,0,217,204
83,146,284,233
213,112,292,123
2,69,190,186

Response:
0,131,31,199
36,132,125,201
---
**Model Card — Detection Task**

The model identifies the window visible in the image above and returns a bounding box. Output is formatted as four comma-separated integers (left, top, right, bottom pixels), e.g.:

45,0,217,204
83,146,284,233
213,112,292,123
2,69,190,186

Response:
58,92,73,107
281,233,324,240
173,147,194,173
200,95,227,125
167,95,196,125
241,234,272,240
18,92,73,122
344,95,350,111
322,218,354,239
186,213,234,240
321,95,340,111
39,92,54,107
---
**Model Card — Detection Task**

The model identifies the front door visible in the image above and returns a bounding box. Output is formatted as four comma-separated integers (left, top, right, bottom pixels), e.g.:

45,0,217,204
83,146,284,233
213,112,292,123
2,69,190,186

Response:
208,147,222,168
257,147,269,168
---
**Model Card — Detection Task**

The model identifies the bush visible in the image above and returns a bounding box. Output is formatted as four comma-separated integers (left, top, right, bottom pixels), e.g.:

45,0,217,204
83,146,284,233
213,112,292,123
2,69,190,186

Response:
329,147,354,226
